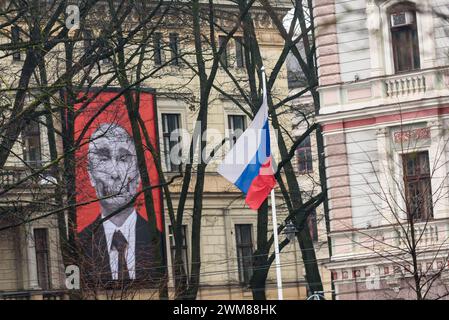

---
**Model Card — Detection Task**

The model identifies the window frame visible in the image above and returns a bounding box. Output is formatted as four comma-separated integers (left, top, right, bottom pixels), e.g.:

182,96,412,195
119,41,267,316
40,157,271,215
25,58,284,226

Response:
153,32,164,66
401,151,433,222
371,0,435,76
218,35,228,68
235,224,254,286
11,25,21,61
169,32,180,66
34,228,51,290
307,209,319,242
162,113,182,172
83,28,94,55
168,225,189,283
227,114,247,147
234,36,245,69
22,120,42,168
389,4,420,73
296,135,313,174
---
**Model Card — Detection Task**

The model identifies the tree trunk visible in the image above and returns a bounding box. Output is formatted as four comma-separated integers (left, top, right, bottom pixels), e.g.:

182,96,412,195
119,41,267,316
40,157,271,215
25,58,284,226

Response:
251,200,269,300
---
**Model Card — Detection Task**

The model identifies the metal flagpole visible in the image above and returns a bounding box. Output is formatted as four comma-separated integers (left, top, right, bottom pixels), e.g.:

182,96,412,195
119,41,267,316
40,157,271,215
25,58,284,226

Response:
261,66,284,300
270,189,284,300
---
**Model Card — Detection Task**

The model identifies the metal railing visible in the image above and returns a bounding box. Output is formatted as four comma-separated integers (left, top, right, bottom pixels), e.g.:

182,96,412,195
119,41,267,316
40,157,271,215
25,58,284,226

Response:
0,290,67,300
0,167,54,188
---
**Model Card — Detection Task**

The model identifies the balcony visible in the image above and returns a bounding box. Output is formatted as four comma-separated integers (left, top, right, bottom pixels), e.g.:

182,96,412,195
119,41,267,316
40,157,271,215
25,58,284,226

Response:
385,73,427,97
395,222,440,248
0,290,67,300
318,66,449,117
330,218,449,260
0,167,55,191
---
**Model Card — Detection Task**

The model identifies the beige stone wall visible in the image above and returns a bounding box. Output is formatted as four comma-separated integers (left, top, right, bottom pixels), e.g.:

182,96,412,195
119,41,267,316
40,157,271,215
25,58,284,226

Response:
0,228,19,291
0,213,64,295
163,188,331,299
0,212,64,292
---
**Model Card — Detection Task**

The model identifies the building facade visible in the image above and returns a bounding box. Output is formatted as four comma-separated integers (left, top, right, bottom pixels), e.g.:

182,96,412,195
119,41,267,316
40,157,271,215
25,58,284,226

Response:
315,0,449,299
0,1,330,300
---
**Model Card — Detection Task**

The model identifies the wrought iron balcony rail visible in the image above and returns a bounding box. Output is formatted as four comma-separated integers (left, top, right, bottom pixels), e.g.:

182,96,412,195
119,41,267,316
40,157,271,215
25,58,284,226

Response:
0,167,55,189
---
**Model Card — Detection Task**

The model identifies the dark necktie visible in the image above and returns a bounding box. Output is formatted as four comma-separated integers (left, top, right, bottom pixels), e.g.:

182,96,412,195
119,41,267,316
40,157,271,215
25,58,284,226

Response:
111,230,129,281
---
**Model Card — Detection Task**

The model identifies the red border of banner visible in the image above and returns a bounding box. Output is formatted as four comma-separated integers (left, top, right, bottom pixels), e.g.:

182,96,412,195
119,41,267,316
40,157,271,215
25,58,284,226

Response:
73,88,163,233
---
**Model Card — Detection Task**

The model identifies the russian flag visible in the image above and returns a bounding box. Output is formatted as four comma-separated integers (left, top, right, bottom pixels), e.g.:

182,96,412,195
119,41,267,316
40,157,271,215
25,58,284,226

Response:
217,86,276,210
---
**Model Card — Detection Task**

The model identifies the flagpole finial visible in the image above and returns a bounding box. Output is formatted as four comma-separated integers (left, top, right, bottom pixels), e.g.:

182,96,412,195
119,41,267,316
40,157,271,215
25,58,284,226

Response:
261,66,265,72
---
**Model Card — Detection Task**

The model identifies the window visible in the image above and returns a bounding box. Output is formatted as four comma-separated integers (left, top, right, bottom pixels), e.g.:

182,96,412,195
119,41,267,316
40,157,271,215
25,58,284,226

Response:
235,224,253,286
22,120,42,168
402,151,433,221
98,38,113,65
162,113,181,172
235,36,245,68
34,228,51,290
296,136,313,174
168,225,189,282
389,4,420,73
154,32,163,65
307,209,318,242
101,57,113,65
228,115,246,147
218,35,228,68
83,29,94,54
286,39,309,89
169,33,180,66
11,25,21,61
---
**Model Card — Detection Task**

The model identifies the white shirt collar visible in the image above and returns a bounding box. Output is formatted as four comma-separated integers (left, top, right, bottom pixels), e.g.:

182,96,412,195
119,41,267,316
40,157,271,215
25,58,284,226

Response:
102,210,137,249
102,210,137,280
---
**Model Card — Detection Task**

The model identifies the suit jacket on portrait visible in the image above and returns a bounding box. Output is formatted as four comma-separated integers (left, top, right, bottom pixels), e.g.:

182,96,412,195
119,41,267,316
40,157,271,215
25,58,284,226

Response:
78,213,161,289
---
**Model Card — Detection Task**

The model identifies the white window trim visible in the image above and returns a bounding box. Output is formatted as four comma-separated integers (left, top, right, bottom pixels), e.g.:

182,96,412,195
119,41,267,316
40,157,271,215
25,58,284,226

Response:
223,108,248,130
394,146,433,222
223,104,250,153
232,218,255,286
226,113,248,131
367,0,436,77
166,222,191,287
157,102,187,173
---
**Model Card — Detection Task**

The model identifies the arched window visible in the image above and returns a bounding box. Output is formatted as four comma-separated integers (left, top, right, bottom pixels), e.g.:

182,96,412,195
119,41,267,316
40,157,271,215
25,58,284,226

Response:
389,3,420,73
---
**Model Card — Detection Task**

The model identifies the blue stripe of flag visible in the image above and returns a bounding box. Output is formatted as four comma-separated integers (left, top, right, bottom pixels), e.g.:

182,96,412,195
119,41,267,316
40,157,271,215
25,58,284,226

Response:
234,120,270,194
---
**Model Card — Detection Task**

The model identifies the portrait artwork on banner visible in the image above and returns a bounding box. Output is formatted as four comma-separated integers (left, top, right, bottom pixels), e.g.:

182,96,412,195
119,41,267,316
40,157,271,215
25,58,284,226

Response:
74,89,163,289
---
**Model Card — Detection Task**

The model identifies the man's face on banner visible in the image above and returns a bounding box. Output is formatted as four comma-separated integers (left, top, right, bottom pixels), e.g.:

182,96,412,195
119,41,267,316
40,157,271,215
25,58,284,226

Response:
87,124,141,215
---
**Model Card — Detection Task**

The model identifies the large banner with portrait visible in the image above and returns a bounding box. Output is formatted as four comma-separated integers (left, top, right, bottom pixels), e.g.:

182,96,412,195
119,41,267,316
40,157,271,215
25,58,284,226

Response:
74,88,164,289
